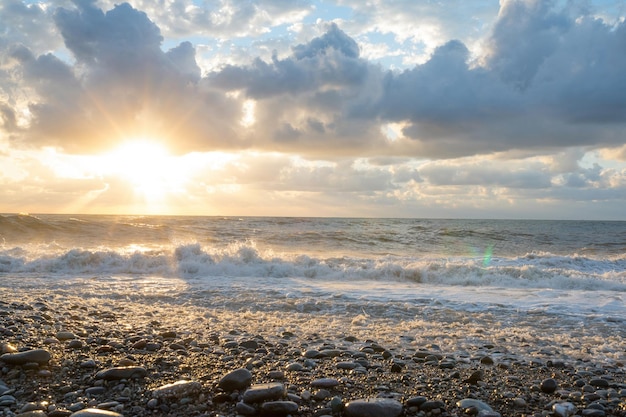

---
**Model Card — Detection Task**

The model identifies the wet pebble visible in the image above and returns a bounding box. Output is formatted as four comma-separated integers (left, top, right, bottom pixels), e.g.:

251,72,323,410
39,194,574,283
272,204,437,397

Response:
344,398,403,417
95,366,147,380
260,400,299,415
152,380,202,399
553,401,577,417
16,411,48,417
0,394,17,406
0,349,51,365
68,409,123,417
311,377,340,388
457,398,493,412
218,368,253,391
541,378,558,394
242,382,285,404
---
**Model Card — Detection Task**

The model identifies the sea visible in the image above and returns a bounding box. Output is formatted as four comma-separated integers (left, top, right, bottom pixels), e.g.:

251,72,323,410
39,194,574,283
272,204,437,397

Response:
1,214,625,364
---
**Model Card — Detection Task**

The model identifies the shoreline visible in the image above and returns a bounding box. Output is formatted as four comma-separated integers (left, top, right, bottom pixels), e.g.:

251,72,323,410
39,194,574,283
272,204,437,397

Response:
1,290,625,417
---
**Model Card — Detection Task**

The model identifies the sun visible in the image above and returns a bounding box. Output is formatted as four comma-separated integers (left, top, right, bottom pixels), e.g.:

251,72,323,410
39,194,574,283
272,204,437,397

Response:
103,138,184,203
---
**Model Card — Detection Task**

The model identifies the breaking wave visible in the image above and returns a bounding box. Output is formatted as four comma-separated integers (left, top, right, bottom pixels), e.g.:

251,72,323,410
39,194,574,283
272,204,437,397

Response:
1,242,625,292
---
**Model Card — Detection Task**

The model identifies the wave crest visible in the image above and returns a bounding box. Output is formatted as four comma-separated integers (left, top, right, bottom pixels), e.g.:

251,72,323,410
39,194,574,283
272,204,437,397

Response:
1,242,624,292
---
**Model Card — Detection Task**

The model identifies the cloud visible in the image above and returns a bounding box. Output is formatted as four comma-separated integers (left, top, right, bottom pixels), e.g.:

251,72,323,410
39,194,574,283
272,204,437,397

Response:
97,0,314,39
2,0,626,161
3,1,243,153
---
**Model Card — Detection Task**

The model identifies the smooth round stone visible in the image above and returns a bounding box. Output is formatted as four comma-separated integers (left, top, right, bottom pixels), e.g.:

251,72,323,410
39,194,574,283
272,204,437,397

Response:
344,398,403,417
320,349,342,358
480,356,494,365
0,343,17,354
512,398,526,408
80,359,97,368
69,409,123,417
0,395,17,406
268,370,285,380
218,368,253,391
541,378,558,394
589,378,610,388
239,340,259,350
477,412,501,417
68,340,83,349
85,387,107,396
553,402,578,417
304,349,321,358
336,362,360,370
16,411,48,417
457,398,493,412
242,383,285,404
311,378,340,388
56,331,77,340
581,409,606,417
152,380,202,399
260,400,298,415
406,397,428,407
0,349,51,365
420,400,446,412
95,366,147,380
286,363,305,372
235,401,256,415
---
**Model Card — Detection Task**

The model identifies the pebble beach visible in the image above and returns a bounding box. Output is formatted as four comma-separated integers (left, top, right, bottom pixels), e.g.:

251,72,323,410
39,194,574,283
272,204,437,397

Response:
1,289,625,417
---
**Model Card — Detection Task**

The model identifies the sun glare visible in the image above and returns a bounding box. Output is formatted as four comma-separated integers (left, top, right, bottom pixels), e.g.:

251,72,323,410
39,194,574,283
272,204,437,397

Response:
104,139,182,203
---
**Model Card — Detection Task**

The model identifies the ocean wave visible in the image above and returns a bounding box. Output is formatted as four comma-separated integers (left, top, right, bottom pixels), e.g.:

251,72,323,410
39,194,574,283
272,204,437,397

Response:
1,242,624,291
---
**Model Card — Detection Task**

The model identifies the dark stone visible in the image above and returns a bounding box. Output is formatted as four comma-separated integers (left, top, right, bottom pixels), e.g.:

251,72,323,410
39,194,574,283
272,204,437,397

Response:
261,400,298,415
240,340,259,350
406,396,427,407
243,383,285,404
95,366,147,380
344,398,403,417
464,370,483,384
589,378,610,388
480,356,494,365
0,349,51,365
310,378,340,388
420,400,446,412
541,378,558,394
218,368,253,392
67,409,123,416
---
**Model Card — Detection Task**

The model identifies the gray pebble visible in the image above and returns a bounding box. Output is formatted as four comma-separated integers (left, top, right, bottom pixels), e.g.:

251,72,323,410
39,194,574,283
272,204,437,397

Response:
0,349,51,365
286,362,305,372
261,400,298,415
68,409,123,416
152,380,202,399
0,394,17,406
218,368,253,391
553,402,577,417
56,331,77,340
344,398,403,417
589,378,610,388
85,387,106,396
95,366,147,380
582,409,606,417
235,401,257,415
242,382,285,404
541,378,558,394
311,377,340,388
16,411,48,417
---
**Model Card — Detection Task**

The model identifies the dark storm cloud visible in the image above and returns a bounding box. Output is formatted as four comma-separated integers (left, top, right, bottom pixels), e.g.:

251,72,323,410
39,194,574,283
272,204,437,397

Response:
2,0,626,158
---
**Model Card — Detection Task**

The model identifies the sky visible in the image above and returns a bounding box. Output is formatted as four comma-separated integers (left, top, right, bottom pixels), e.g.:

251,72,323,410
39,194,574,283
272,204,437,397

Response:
1,0,626,219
